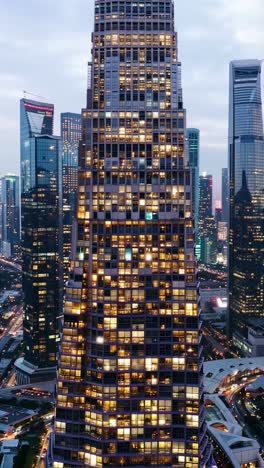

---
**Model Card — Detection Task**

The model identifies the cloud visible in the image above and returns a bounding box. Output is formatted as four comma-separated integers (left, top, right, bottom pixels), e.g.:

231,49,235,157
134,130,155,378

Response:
207,0,264,52
0,0,263,199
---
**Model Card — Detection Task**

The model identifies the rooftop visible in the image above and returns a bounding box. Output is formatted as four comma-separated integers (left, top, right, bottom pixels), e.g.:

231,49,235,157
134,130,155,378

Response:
204,357,264,393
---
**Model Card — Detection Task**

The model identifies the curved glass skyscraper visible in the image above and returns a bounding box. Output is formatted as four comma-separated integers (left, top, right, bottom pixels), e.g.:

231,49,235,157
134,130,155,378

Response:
228,60,264,336
53,1,212,466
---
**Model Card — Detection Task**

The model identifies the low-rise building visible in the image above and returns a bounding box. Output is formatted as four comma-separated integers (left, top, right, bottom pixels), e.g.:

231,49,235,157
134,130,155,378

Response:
205,394,264,467
200,288,227,327
0,439,20,468
234,324,264,357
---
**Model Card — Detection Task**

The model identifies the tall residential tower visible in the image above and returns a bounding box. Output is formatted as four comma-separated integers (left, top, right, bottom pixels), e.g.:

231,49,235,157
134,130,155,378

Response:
53,1,212,466
228,60,264,337
16,99,63,384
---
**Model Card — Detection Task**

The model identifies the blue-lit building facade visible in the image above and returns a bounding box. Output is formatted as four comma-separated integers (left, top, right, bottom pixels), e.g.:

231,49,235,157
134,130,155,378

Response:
186,128,199,238
53,1,213,467
1,175,20,257
198,174,217,264
61,112,82,284
16,99,63,384
228,60,264,337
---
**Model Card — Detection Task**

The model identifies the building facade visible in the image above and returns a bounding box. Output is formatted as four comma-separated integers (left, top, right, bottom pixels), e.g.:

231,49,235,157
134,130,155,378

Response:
228,60,264,337
198,174,214,264
221,168,228,224
199,174,212,220
53,1,213,467
17,99,63,383
61,113,82,285
186,129,200,239
1,175,20,257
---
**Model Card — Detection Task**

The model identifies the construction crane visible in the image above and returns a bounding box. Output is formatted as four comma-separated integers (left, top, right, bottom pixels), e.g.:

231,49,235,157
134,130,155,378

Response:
23,90,48,100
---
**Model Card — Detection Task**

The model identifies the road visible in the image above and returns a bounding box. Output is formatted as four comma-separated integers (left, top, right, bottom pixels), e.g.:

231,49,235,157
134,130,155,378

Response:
0,304,23,388
36,423,52,468
5,304,23,336
203,325,239,359
5,368,16,387
0,257,21,272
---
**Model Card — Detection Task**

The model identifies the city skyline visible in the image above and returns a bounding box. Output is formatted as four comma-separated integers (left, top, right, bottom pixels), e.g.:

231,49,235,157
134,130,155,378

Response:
0,2,263,467
0,1,264,199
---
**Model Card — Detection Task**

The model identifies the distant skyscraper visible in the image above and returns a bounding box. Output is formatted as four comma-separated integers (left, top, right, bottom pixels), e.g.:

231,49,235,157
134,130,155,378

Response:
16,99,63,384
53,1,212,466
61,113,82,284
198,174,214,263
1,175,20,257
229,60,264,337
199,174,213,219
215,207,222,224
186,128,200,236
222,168,228,223
61,113,82,169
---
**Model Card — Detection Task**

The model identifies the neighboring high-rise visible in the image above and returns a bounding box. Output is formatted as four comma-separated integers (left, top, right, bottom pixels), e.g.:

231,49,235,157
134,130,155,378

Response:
186,128,200,238
229,60,264,337
53,1,213,467
61,113,82,284
221,168,228,223
16,99,63,384
199,174,212,220
198,174,214,263
1,175,20,257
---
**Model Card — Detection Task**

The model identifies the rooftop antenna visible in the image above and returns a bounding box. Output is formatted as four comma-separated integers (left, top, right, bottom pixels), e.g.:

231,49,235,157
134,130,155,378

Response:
23,90,48,101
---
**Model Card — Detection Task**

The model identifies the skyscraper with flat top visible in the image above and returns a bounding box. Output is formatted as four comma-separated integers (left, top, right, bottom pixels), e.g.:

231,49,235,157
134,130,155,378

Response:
61,113,82,285
186,129,200,237
1,175,20,257
221,168,228,223
16,99,63,384
198,174,215,264
228,60,264,337
53,1,212,466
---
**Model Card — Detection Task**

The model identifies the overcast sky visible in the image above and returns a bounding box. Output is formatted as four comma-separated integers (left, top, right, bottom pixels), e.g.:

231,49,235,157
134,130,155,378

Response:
0,0,263,200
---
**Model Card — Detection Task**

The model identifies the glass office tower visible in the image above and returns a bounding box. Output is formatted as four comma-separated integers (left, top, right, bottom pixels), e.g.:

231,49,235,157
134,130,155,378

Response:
221,168,228,224
16,99,63,384
1,175,20,257
61,113,82,285
53,1,212,466
228,60,264,336
186,129,199,237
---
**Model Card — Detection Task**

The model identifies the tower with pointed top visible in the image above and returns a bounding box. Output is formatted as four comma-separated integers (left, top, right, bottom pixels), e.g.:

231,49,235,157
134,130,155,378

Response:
53,1,213,466
228,60,264,337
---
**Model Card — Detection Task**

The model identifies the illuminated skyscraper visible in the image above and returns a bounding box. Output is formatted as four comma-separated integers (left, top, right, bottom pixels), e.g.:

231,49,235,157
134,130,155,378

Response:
228,60,264,337
61,113,82,284
221,168,228,224
198,174,214,263
16,99,63,384
53,1,212,466
1,175,20,257
199,174,212,220
186,129,200,237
